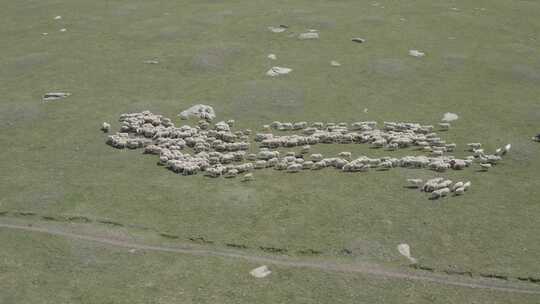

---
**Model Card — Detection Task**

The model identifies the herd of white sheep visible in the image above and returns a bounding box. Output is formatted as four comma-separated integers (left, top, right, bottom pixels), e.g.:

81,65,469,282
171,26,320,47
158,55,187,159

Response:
102,111,512,185
407,178,472,200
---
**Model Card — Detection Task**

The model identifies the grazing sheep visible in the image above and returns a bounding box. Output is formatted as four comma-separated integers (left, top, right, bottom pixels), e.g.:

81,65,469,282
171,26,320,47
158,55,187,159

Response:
452,159,467,170
338,151,352,159
224,169,239,178
502,144,511,155
254,160,267,169
432,187,450,199
480,163,492,171
242,173,254,182
467,143,482,151
463,181,471,191
407,179,423,188
302,161,313,169
101,122,111,132
438,123,450,130
533,134,540,142
451,182,464,192
301,145,311,154
287,163,302,173
454,187,465,195
226,119,235,127
311,153,323,162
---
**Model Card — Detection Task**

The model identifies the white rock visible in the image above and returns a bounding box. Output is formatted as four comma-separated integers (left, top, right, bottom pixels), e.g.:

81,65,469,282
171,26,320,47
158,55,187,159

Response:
178,104,216,121
267,54,277,60
266,66,292,77
268,26,286,33
298,32,319,40
43,92,71,102
250,265,271,278
330,60,341,67
143,59,159,64
409,50,425,57
54,16,62,20
59,28,67,32
442,112,459,122
397,243,417,263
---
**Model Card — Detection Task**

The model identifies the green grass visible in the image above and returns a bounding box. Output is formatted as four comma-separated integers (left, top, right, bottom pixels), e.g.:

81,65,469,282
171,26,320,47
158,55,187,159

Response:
1,229,538,304
1,0,540,300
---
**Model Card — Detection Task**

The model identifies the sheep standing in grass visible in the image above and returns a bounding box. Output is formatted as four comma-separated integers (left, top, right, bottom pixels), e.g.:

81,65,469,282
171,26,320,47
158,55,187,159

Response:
242,173,254,182
101,122,111,133
480,163,492,171
407,179,423,188
438,123,450,130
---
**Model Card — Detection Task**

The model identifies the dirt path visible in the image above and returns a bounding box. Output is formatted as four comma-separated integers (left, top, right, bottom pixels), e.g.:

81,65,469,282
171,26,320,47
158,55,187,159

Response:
1,222,540,295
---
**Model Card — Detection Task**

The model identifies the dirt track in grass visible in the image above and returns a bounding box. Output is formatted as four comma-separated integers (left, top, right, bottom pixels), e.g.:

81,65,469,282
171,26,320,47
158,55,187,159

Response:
1,221,539,295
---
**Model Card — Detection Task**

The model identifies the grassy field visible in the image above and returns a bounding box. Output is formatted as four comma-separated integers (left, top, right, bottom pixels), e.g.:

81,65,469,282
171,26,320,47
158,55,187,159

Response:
1,0,540,301
1,228,539,304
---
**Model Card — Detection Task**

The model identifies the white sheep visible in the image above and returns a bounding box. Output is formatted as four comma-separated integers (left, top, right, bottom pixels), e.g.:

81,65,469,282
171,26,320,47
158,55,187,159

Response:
438,123,450,130
463,181,471,191
242,173,254,182
224,169,239,178
311,153,323,162
338,151,352,159
454,187,465,195
480,163,492,171
101,122,111,132
467,143,482,151
451,182,464,192
287,163,302,173
406,179,423,188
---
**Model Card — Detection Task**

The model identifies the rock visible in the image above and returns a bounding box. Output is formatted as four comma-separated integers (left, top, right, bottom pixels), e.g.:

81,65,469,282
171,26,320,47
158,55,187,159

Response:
266,66,292,77
330,60,341,67
268,26,286,33
59,28,67,32
43,92,71,102
267,54,277,60
298,32,319,40
178,104,216,121
442,112,459,122
397,243,417,263
351,37,366,43
143,59,159,64
54,16,62,20
250,265,272,278
409,50,425,57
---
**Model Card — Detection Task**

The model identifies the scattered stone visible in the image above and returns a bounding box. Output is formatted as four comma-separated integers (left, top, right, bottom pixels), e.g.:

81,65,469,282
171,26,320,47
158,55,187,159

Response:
330,60,341,67
397,243,417,263
178,104,215,121
59,28,67,32
268,26,286,33
267,54,277,60
143,59,159,64
442,112,459,122
409,50,425,57
250,265,272,278
54,16,62,20
266,66,292,77
298,32,319,40
43,92,71,102
42,32,48,36
351,37,366,43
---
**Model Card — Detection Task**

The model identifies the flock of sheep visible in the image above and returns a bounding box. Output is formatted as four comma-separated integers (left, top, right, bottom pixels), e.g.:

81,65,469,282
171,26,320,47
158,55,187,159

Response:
406,178,472,200
102,110,512,186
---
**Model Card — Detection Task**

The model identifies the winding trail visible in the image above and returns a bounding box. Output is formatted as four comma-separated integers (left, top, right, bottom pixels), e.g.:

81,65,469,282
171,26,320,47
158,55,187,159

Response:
1,222,540,295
